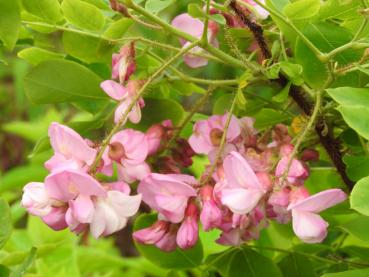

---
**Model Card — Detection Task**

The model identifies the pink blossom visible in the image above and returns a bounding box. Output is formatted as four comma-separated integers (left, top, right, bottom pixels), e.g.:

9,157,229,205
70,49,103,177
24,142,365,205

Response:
42,207,68,231
216,229,242,246
176,202,199,249
112,42,136,83
138,173,197,223
100,80,145,124
199,185,222,231
22,182,53,216
90,190,142,238
146,124,165,155
243,0,269,20
287,189,347,243
155,225,178,252
219,152,265,214
45,122,97,172
133,220,170,244
275,156,309,185
189,113,241,155
171,13,219,68
102,129,150,182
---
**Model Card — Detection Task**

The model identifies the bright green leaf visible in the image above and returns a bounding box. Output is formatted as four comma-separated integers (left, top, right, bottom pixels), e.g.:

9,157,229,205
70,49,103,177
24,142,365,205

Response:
187,3,204,18
343,155,369,181
278,253,316,277
326,87,369,107
319,0,362,20
284,0,320,20
24,59,108,104
17,47,64,65
351,177,369,216
0,0,20,50
322,268,369,277
337,105,369,140
254,108,290,129
145,0,174,14
22,0,63,23
340,215,369,243
209,14,226,25
10,247,37,277
133,214,203,269
104,18,134,40
0,199,12,249
61,0,105,31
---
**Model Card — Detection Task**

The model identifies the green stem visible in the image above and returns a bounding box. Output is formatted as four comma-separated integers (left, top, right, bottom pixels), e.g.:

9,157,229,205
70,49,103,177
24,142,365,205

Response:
201,0,211,45
124,0,249,69
89,41,200,174
202,92,238,185
280,89,321,185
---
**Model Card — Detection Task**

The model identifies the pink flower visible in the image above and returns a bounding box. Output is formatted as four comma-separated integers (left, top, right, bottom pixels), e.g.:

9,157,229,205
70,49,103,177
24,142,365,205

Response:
275,156,309,185
189,113,241,155
138,173,197,223
171,13,219,68
42,207,68,231
22,182,53,216
112,42,136,83
287,189,347,243
90,190,142,238
220,152,265,214
176,202,199,249
243,0,269,20
45,122,97,172
155,225,178,252
216,229,242,246
200,185,222,231
146,124,165,155
102,129,150,182
100,80,145,124
133,220,170,244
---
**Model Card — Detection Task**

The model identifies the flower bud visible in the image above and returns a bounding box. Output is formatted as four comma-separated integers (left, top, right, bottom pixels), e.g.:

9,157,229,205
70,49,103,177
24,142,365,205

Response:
176,202,199,249
301,149,319,162
155,224,178,252
146,124,165,155
108,141,126,163
133,220,170,244
200,185,222,231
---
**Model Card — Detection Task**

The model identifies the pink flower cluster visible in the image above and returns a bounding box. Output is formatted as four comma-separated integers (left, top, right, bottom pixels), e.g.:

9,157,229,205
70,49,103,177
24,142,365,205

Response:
132,114,347,251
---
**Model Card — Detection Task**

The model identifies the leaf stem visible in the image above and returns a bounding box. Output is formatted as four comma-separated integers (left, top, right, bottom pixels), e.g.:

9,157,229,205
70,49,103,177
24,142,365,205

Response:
89,41,200,174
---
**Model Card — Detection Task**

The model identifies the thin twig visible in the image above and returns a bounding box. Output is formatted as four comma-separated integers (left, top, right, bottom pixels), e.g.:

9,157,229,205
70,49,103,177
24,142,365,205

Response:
89,41,200,174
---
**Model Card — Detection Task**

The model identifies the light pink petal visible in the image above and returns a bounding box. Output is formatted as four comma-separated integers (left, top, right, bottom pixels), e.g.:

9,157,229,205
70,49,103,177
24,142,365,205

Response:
188,132,213,154
114,100,130,124
22,182,52,217
45,170,106,202
223,114,241,141
70,195,94,223
128,102,142,124
216,229,242,246
44,153,81,172
42,207,68,231
176,219,198,249
108,181,131,194
171,13,204,43
292,210,328,243
288,189,347,213
100,80,127,101
221,188,263,214
223,151,262,190
48,123,97,166
118,162,151,183
107,191,142,217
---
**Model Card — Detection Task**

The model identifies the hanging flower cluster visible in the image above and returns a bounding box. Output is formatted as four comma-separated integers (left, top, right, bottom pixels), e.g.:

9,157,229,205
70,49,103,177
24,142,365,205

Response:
22,8,347,252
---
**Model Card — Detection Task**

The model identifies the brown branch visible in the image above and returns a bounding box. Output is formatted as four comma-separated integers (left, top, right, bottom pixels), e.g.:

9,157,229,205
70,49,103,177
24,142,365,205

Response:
229,3,354,190
229,1,271,60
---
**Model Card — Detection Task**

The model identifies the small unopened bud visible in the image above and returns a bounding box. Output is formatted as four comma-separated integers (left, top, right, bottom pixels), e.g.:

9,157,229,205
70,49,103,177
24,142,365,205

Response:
210,128,223,146
301,149,319,162
108,142,126,162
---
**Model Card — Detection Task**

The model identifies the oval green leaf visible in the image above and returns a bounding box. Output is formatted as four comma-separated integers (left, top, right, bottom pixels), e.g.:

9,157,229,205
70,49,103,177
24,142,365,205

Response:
351,176,369,216
22,0,63,23
61,0,105,31
0,198,12,249
284,0,320,20
0,0,20,50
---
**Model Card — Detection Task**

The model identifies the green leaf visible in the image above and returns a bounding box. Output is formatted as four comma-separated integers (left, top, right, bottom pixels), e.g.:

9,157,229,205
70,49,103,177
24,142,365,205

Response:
326,87,369,107
0,265,9,277
0,165,48,193
133,98,185,130
284,0,320,20
319,0,362,20
62,32,113,64
339,215,369,243
351,176,369,216
337,106,369,140
207,247,283,277
343,155,369,181
22,0,63,23
17,47,64,65
322,268,369,277
0,0,20,50
104,18,134,40
133,214,203,269
278,253,316,277
0,199,12,249
24,59,108,105
187,3,204,18
145,0,174,14
61,0,105,31
295,22,362,88
10,247,37,277
254,108,290,129
279,62,304,85
209,14,226,25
